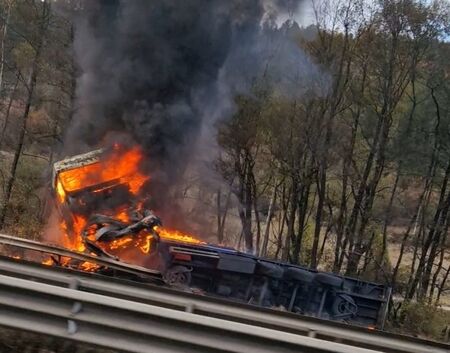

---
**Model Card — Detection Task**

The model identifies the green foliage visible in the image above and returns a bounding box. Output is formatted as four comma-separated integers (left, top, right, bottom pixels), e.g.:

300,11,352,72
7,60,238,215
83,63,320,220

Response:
0,0,73,237
397,302,450,340
11,41,35,70
394,265,412,294
358,227,389,282
1,154,47,237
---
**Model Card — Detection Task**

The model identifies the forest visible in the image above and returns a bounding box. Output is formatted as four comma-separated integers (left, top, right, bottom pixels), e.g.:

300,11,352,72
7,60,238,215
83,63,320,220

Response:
0,0,449,340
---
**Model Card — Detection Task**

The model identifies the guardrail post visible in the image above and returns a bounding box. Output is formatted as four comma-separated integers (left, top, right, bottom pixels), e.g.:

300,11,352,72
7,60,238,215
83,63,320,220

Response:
185,302,195,313
68,280,83,336
68,301,82,335
68,278,80,290
67,319,78,335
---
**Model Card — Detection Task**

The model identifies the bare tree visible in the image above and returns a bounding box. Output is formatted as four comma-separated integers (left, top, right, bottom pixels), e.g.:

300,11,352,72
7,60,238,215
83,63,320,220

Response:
0,0,50,229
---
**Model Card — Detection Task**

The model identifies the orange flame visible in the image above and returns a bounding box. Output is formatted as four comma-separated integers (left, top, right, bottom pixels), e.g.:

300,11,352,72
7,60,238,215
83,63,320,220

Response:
79,261,100,272
154,226,205,245
56,179,66,203
42,258,53,266
57,146,149,196
140,234,153,254
48,144,205,271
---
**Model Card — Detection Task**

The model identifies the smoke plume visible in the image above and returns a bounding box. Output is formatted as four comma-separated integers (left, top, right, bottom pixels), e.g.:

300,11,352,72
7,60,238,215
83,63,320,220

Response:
64,0,317,226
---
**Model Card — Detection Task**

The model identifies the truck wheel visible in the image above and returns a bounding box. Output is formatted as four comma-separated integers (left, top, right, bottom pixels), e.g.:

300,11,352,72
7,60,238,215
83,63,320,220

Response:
165,265,192,287
284,267,314,283
314,273,343,288
256,261,284,278
332,294,357,318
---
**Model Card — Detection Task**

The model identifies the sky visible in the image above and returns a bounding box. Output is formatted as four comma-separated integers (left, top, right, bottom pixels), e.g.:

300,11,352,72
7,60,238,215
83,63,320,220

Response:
290,0,450,41
298,0,317,26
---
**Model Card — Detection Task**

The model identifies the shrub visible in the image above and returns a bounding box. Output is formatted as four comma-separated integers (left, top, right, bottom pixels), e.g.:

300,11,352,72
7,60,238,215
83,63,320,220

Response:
398,302,450,340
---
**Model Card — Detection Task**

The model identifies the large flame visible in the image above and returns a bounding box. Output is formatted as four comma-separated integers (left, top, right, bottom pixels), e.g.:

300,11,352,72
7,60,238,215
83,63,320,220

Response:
154,226,205,245
57,146,149,195
49,145,204,271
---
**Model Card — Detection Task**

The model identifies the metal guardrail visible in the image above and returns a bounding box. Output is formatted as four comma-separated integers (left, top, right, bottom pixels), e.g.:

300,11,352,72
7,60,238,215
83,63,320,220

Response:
0,272,383,353
0,256,448,353
0,232,162,279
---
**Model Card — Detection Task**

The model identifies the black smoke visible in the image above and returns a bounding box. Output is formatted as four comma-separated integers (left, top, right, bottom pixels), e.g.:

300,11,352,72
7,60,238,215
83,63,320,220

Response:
64,0,309,222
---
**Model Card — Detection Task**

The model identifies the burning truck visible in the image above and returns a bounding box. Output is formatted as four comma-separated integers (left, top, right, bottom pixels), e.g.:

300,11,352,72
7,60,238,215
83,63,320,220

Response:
51,145,391,329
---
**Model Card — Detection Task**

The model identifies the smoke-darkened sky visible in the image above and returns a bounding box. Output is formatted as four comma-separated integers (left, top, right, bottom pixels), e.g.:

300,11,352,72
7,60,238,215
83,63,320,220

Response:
62,0,322,220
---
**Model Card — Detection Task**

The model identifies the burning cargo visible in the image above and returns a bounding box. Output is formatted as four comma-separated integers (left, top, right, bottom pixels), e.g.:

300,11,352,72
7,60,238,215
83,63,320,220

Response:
51,146,391,328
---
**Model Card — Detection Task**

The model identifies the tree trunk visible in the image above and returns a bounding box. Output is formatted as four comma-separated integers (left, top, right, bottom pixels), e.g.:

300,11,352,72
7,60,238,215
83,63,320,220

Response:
292,182,310,264
346,27,404,276
260,184,277,257
405,209,427,296
311,21,351,269
0,74,18,148
252,174,262,255
311,170,325,268
420,188,450,300
333,60,367,273
282,181,298,262
391,84,441,289
274,184,288,260
435,263,450,305
379,170,399,274
0,0,49,229
406,160,450,300
0,0,13,95
318,201,333,263
429,243,447,303
344,108,385,274
216,188,231,244
379,74,416,278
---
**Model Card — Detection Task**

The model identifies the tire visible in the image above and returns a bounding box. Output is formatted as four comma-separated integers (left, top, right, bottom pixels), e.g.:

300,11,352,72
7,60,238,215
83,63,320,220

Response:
314,273,343,288
216,284,232,297
256,261,284,279
284,267,315,283
331,294,357,318
164,265,192,287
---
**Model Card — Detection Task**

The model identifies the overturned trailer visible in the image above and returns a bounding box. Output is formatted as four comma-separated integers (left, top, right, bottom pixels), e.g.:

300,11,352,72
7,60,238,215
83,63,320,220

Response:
52,148,391,329
162,242,391,328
